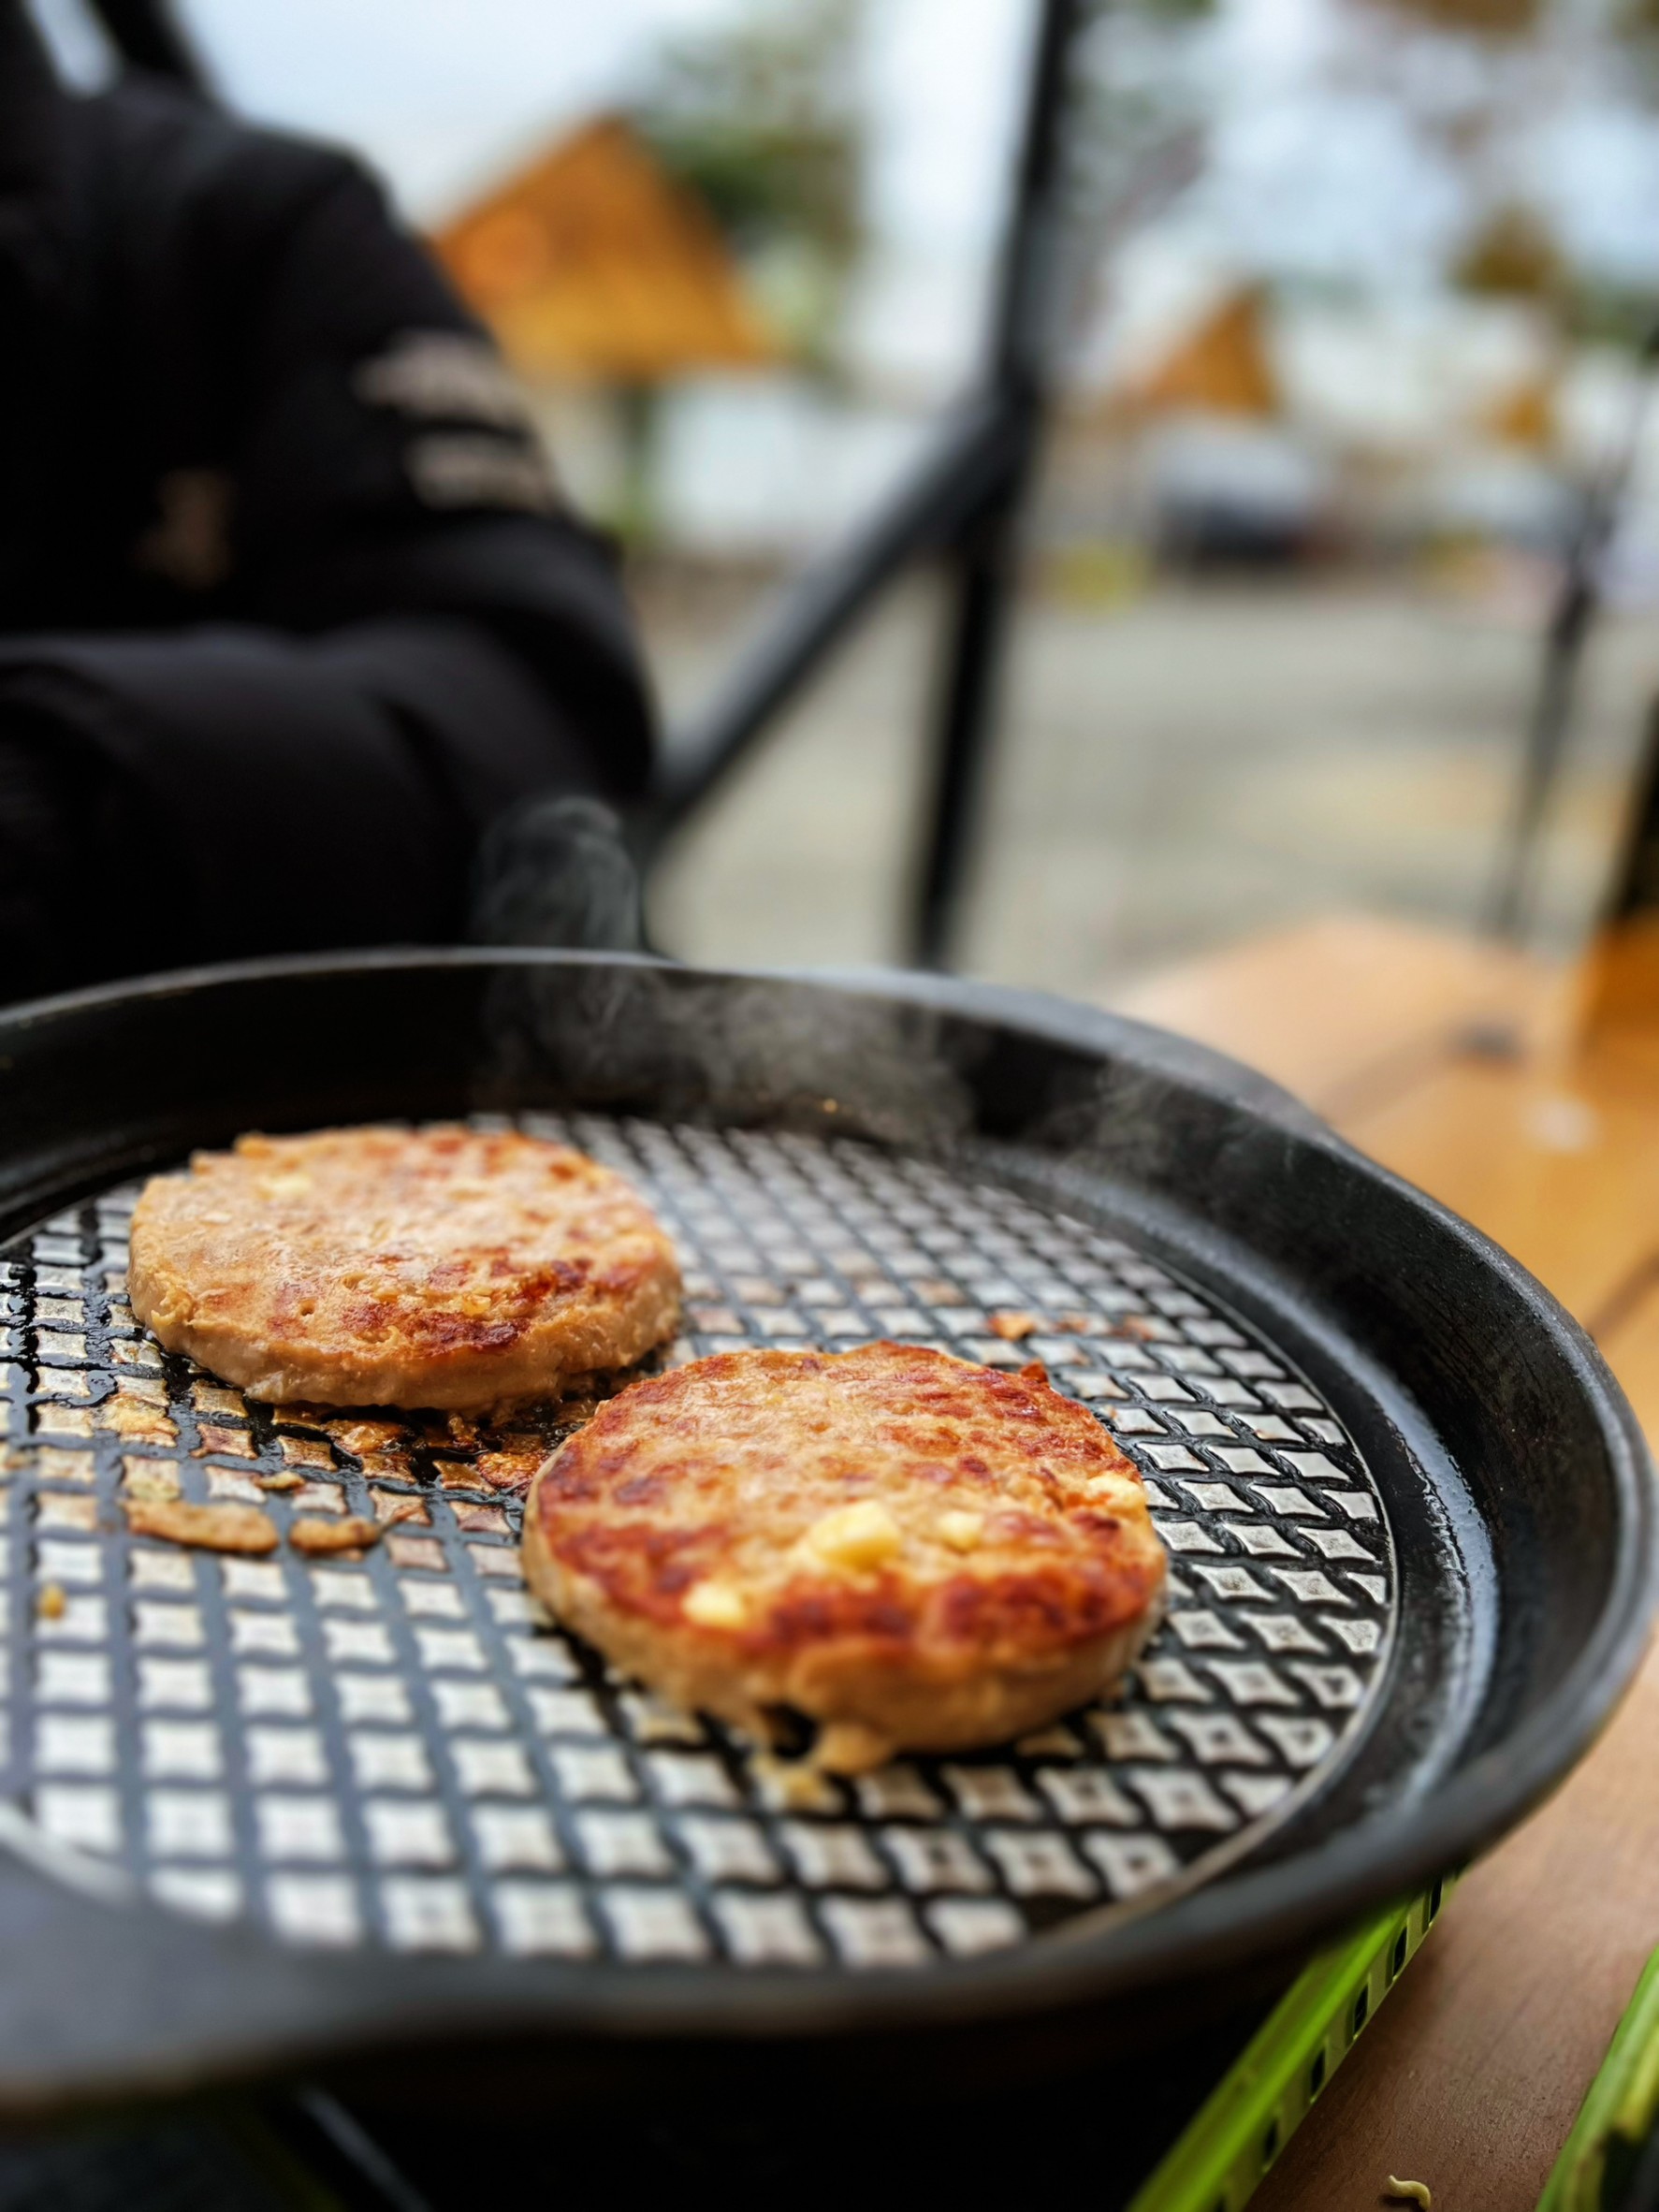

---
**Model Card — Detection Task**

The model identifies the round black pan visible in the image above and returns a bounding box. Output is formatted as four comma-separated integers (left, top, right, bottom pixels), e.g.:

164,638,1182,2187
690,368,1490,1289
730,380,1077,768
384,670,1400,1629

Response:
0,950,1649,2115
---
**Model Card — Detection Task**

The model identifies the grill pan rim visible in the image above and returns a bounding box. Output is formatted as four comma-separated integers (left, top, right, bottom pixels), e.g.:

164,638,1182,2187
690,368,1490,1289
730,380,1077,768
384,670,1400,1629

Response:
0,948,1649,2077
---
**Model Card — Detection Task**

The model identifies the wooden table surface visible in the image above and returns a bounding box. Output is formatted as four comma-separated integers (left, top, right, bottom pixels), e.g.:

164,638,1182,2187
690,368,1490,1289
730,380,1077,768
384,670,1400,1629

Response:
1114,915,1659,2212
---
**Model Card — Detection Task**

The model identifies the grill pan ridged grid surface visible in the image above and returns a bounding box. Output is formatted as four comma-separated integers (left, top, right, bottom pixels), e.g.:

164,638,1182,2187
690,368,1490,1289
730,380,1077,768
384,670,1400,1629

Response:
0,1114,1396,1973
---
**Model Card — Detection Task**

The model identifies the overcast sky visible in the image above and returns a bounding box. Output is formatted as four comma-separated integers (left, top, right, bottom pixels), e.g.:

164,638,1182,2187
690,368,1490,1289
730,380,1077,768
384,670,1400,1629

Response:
30,0,1659,302
159,0,1031,257
172,0,761,218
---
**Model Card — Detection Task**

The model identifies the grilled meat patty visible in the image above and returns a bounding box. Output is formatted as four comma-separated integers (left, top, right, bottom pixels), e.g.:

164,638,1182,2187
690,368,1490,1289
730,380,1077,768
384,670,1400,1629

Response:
128,1126,680,1413
523,1341,1167,1772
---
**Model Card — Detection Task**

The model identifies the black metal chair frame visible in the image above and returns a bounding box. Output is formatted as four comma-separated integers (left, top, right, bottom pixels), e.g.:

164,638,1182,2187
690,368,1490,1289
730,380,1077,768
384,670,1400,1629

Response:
636,0,1087,970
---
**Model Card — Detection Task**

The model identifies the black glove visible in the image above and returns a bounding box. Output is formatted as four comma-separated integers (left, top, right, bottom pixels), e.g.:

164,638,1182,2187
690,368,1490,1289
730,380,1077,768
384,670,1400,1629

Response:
0,617,606,1003
0,671,139,1002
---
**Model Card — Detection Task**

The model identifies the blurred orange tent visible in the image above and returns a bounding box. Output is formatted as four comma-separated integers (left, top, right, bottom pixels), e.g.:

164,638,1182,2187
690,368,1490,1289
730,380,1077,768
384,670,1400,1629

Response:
1482,375,1558,451
434,116,775,384
1126,288,1281,419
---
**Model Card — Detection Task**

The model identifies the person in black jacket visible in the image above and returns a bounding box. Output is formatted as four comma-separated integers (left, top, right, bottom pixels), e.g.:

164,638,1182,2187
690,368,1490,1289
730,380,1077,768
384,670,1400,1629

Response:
0,2,654,1002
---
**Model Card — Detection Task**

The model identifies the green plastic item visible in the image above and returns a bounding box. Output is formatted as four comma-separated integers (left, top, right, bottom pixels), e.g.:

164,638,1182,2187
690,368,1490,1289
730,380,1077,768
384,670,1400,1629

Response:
1538,1943,1659,2212
1128,1874,1456,2212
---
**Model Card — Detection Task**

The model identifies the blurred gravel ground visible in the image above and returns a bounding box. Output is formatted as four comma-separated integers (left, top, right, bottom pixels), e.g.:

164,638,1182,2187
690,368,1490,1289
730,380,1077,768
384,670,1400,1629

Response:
639,572,1659,997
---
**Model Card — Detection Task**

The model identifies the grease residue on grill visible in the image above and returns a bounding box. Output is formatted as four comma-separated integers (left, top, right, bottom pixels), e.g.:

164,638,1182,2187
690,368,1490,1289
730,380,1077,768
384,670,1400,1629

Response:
0,1117,1396,1971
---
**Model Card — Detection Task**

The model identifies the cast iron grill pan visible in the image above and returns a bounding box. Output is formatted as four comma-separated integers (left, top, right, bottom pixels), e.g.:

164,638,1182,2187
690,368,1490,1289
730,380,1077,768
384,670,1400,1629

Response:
0,952,1644,2109
2,1120,1398,1964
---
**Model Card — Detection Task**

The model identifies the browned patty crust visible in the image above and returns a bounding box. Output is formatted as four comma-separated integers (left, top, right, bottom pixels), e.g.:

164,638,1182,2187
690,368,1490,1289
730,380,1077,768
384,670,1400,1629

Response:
524,1342,1167,1771
128,1126,681,1413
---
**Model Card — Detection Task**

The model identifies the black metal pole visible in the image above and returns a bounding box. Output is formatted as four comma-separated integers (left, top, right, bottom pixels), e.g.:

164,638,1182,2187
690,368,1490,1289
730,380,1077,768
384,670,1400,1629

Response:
905,0,1085,968
1488,317,1659,941
910,444,1035,967
636,394,1025,855
644,0,1087,972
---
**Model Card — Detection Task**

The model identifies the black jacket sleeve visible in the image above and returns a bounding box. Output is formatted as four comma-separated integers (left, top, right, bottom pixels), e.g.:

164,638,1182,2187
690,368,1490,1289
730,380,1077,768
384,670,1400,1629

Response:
205,146,654,801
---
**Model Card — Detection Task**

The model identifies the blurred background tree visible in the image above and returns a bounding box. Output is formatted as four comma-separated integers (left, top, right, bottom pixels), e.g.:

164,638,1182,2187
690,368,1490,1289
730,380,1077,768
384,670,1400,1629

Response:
632,0,866,368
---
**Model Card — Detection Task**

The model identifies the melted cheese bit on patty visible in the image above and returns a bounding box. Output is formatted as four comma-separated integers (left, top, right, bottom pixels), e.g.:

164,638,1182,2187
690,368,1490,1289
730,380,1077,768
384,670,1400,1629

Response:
805,1499,904,1571
683,1579,749,1629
